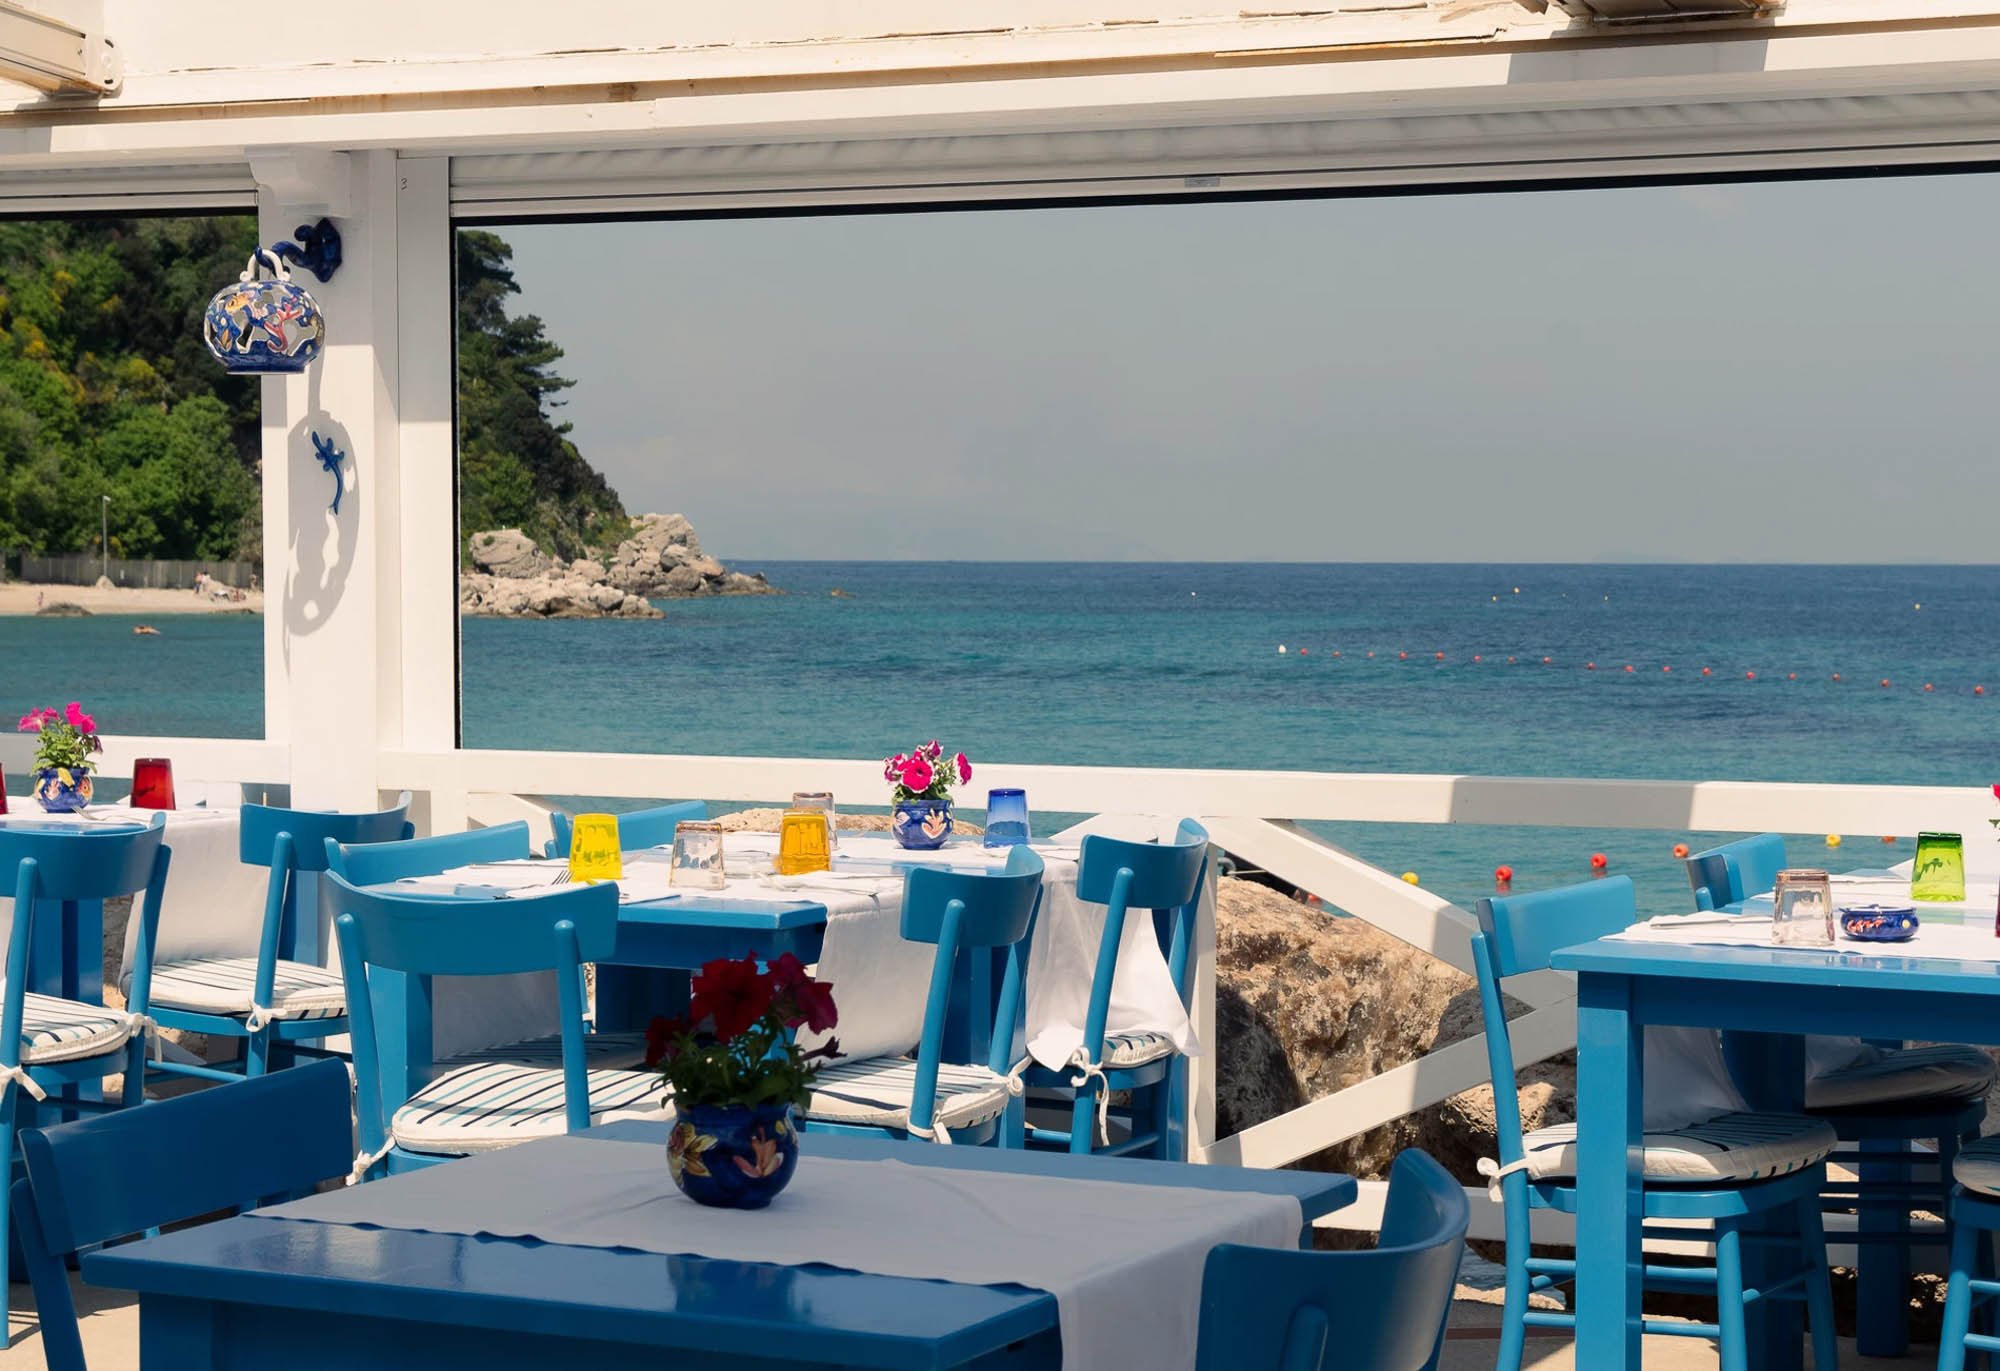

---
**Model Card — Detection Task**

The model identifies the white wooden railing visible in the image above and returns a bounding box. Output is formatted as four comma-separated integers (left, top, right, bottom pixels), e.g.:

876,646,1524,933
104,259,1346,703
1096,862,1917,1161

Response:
9,732,1983,1254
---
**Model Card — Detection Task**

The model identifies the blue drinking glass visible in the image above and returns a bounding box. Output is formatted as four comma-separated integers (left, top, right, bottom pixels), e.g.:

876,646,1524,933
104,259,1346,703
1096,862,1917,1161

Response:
984,788,1031,849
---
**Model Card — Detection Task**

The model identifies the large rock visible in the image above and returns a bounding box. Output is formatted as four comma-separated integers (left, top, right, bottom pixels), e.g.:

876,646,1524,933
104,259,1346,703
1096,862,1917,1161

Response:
1215,877,1488,1180
468,528,548,579
606,512,778,598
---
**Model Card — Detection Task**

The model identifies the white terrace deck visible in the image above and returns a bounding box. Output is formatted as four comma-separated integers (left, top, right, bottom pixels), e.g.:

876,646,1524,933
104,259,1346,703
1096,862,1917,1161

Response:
4,0,2000,1256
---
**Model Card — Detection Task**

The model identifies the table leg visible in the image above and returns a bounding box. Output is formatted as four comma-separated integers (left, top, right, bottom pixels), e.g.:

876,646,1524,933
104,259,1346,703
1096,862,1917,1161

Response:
1575,972,1644,1371
1729,1032,1808,1371
1856,1136,1911,1357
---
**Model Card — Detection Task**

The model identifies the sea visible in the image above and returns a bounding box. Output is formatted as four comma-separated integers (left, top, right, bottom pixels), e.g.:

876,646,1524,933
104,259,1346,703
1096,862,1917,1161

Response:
6,562,1999,917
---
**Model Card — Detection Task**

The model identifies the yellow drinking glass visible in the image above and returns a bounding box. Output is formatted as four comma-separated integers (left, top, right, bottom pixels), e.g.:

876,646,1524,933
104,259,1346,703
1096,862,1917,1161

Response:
569,812,624,884
1911,831,1966,902
776,808,831,876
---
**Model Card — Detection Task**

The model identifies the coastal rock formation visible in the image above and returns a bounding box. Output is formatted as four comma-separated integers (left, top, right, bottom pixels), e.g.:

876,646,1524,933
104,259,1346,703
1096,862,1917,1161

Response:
460,515,775,619
606,513,777,599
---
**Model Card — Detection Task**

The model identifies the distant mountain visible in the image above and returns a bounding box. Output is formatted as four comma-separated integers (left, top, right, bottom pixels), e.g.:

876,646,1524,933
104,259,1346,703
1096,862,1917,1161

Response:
0,217,626,565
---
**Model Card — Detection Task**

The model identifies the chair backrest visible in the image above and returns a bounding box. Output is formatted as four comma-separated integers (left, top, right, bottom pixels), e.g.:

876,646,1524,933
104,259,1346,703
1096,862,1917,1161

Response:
239,791,415,872
1194,1148,1469,1371
1,820,170,1071
545,800,708,858
1685,833,1787,911
1066,819,1210,1054
1470,876,1636,1175
14,1058,351,1371
326,872,620,1159
327,821,531,885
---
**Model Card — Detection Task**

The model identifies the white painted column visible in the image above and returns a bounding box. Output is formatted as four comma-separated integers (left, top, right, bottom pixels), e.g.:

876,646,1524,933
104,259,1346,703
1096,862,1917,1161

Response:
259,150,397,811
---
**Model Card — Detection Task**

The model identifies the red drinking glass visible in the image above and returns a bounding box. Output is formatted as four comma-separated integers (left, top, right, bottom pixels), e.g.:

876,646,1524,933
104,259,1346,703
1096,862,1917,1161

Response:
0,763,9,815
130,758,176,811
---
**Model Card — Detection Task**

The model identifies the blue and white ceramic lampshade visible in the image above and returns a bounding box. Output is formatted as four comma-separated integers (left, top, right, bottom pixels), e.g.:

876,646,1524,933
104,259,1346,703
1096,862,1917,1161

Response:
203,249,325,374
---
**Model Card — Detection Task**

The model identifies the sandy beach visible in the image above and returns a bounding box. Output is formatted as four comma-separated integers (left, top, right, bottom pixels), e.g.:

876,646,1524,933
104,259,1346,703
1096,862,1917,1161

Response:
0,582,262,617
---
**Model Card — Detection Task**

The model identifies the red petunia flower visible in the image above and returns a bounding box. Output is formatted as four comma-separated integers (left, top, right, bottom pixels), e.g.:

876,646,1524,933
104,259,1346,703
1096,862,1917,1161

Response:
689,956,774,1042
644,1014,689,1067
765,953,838,1035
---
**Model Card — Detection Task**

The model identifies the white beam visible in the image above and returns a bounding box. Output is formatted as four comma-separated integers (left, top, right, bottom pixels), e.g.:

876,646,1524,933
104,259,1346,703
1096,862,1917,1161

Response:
0,1,117,95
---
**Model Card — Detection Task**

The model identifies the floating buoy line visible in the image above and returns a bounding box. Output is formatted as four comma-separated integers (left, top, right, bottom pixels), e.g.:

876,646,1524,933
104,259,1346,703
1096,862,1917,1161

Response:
1472,831,1910,890
1273,646,1987,694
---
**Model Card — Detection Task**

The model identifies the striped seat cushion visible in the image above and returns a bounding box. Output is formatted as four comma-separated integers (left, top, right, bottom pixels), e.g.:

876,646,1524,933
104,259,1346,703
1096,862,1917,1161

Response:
804,1057,1014,1138
1953,1136,2000,1197
1806,1044,1996,1112
132,957,346,1022
1515,1112,1836,1185
391,1062,666,1156
1100,1031,1177,1069
18,994,138,1064
445,1031,650,1070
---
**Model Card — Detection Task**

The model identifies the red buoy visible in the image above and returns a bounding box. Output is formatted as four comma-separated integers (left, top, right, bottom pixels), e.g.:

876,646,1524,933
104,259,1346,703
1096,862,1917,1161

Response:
1542,656,1552,664
1473,654,1482,663
1624,664,1634,673
1672,843,1689,859
1494,865,1514,884
1832,673,1842,682
1978,685,1986,696
1662,665,1672,673
1398,652,1408,660
1883,835,1897,844
1507,657,1517,664
1700,667,1711,677
1787,673,1796,681
1925,683,1934,692
1590,852,1609,871
1745,671,1756,681
1435,651,1445,661
1586,662,1596,671
1881,678,1892,688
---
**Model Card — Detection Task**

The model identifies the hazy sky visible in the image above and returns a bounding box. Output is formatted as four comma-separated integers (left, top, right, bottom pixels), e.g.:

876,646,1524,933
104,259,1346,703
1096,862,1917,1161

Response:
497,172,2000,562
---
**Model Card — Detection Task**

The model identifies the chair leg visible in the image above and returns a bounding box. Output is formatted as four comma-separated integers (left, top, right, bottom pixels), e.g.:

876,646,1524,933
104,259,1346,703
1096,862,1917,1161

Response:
1495,1250,1529,1371
0,1090,16,1343
1715,1219,1750,1371
1148,1076,1175,1162
1796,1196,1839,1371
244,1026,271,1079
121,1036,145,1110
1067,1090,1096,1156
1939,1204,1980,1371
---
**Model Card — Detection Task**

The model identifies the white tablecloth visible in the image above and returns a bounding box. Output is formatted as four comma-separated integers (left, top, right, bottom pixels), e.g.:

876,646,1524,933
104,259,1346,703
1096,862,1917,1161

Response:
258,1134,1300,1371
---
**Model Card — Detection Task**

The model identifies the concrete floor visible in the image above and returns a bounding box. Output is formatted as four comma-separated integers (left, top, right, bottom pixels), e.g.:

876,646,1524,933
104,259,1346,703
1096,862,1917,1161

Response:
0,1277,1945,1371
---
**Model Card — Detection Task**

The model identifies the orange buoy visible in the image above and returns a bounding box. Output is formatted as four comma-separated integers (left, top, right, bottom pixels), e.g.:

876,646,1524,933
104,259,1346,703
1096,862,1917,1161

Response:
1494,865,1514,884
1881,678,1892,688
1624,664,1634,673
1978,685,1986,696
1882,835,1897,844
1435,651,1445,661
1672,843,1689,859
1590,852,1609,871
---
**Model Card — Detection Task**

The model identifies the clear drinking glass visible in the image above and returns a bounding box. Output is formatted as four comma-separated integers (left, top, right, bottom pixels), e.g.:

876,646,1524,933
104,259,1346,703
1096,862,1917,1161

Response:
790,791,837,851
1912,832,1967,902
568,813,624,883
669,820,727,890
776,809,831,875
1771,868,1834,946
984,788,1030,848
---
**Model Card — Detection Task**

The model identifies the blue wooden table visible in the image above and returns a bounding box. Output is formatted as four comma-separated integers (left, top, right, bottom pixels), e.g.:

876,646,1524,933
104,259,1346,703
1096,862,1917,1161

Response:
85,1125,1356,1370
1552,934,2000,1371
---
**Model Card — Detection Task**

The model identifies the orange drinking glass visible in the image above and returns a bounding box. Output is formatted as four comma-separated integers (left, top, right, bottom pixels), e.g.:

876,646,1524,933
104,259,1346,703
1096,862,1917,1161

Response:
776,809,831,876
568,813,624,883
130,758,177,810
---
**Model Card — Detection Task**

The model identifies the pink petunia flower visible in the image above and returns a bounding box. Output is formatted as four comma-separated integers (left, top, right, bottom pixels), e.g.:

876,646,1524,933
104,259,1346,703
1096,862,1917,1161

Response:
901,756,934,792
17,714,39,733
921,740,942,761
955,752,972,784
65,701,86,729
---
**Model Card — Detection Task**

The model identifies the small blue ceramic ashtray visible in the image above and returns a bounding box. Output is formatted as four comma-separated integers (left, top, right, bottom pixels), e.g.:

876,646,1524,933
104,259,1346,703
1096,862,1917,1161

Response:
1839,904,1920,942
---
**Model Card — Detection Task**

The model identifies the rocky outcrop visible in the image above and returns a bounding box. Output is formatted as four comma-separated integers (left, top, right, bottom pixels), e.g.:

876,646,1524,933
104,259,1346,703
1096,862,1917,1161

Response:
606,513,778,599
461,514,776,619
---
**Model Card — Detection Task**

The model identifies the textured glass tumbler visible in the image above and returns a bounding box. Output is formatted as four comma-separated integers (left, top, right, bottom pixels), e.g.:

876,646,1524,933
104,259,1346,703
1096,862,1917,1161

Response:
669,820,727,890
130,758,177,810
1771,868,1834,946
568,813,624,883
776,809,831,875
1912,832,1967,902
984,788,1031,848
790,792,837,851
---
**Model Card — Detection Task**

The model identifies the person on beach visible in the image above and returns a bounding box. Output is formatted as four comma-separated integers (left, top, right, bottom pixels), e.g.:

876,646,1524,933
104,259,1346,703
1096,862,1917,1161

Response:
193,571,207,598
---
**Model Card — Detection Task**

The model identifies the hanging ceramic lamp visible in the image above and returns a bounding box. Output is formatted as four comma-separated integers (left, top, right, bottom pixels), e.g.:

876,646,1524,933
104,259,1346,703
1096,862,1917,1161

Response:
203,248,325,374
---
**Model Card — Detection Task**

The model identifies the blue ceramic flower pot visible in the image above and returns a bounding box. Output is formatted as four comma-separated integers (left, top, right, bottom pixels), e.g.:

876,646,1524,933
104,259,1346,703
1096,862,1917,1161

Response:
668,1103,799,1209
893,799,953,850
33,767,92,814
203,249,325,375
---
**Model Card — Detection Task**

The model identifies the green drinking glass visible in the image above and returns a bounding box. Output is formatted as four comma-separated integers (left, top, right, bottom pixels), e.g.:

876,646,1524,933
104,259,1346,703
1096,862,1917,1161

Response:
1911,831,1967,902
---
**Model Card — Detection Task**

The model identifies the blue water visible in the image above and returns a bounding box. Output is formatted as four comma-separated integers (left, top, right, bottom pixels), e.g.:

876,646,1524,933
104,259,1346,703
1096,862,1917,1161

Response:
7,564,1999,913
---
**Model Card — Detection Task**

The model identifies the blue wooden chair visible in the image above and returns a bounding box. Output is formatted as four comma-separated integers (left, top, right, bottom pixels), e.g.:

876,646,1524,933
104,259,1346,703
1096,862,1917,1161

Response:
325,821,646,1069
327,870,663,1181
126,793,413,1084
1194,1148,1468,1371
545,800,708,857
1689,833,1990,1355
1020,819,1207,1160
800,847,1043,1146
1472,876,1840,1371
0,819,167,1320
12,1058,351,1371
1936,1143,2000,1370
